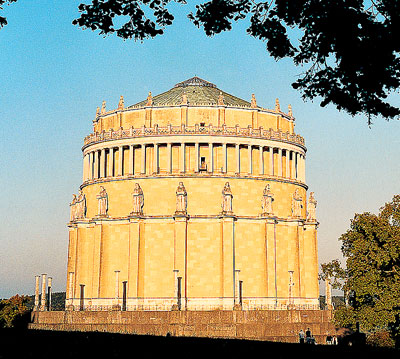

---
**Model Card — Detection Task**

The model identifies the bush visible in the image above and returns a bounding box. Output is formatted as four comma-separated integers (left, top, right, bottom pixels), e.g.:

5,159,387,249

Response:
366,331,395,348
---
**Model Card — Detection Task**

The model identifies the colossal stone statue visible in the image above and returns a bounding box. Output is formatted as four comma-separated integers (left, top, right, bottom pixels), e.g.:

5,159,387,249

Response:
261,184,274,216
97,186,108,217
221,182,233,215
75,191,86,219
70,194,77,221
291,189,303,218
131,183,144,215
175,182,187,215
307,192,317,222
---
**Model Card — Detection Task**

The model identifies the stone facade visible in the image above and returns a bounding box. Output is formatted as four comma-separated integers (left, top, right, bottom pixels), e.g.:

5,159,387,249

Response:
29,310,335,343
66,77,319,312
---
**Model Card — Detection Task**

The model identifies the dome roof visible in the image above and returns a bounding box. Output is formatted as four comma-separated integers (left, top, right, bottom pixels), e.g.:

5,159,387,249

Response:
130,76,252,107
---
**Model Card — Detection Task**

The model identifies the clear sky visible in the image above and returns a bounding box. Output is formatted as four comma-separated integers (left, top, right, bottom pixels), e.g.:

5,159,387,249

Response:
0,1,399,298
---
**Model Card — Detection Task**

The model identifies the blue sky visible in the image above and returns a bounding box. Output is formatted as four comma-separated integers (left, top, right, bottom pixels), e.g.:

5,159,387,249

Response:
0,1,399,297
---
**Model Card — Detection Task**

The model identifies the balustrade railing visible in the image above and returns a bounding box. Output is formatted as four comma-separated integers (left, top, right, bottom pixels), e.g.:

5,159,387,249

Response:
84,124,305,147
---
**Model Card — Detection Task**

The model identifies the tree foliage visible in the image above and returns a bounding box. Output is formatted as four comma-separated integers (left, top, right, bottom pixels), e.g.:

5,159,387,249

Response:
72,0,400,123
0,0,16,29
334,195,400,340
319,258,346,290
0,294,29,328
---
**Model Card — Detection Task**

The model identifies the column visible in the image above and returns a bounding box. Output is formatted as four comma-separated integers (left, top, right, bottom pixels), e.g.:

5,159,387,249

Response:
88,152,93,180
259,146,264,175
291,151,296,179
47,277,52,311
326,278,332,309
248,145,252,174
141,144,146,174
115,270,120,300
180,143,185,173
285,150,290,178
154,143,159,174
195,142,199,172
94,150,99,179
235,144,240,174
118,146,123,176
222,143,227,173
209,143,213,173
34,275,40,310
269,147,274,176
40,273,47,311
108,148,114,177
167,143,172,173
68,272,74,302
295,152,299,180
129,145,134,175
277,148,282,177
302,154,306,182
82,154,87,183
100,148,106,178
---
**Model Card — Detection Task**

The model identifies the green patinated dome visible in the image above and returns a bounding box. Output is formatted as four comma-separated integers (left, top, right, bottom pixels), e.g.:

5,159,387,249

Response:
130,76,252,107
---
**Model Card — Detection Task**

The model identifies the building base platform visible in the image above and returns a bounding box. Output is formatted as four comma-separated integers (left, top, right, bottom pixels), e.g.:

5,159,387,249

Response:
29,310,336,343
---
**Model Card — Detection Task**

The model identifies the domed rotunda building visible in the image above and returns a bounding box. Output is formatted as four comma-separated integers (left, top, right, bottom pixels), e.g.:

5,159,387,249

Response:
66,77,319,311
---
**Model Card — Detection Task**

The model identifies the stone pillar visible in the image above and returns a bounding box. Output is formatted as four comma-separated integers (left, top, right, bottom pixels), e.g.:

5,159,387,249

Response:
88,152,94,180
115,270,120,302
180,143,185,173
100,148,106,178
129,145,134,175
47,277,52,311
40,273,47,311
222,143,227,173
94,150,99,179
277,148,282,177
118,146,123,176
269,147,274,176
221,217,235,309
108,148,114,177
174,217,187,309
209,143,213,172
326,278,332,310
195,143,199,172
82,154,87,183
235,144,240,174
259,146,264,175
141,144,146,174
167,143,172,173
285,150,290,178
34,275,40,311
154,143,159,174
248,144,252,174
291,151,296,179
68,272,74,303
302,154,306,183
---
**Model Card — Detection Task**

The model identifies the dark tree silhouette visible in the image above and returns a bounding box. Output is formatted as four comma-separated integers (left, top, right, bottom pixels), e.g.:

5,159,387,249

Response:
1,1,399,122
0,0,16,28
72,0,400,123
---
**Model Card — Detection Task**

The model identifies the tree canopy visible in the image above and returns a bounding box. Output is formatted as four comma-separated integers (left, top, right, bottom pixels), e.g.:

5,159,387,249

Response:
71,0,400,124
0,0,16,29
334,195,400,341
0,294,29,328
1,1,399,123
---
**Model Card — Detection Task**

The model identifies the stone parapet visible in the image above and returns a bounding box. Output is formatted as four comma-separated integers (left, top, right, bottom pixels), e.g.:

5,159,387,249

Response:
29,310,336,344
83,125,305,148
